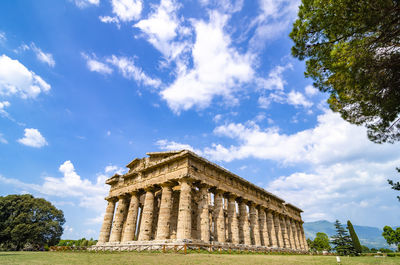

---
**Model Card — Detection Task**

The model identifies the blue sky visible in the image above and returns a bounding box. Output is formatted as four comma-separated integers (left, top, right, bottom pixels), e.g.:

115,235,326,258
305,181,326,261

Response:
0,0,399,240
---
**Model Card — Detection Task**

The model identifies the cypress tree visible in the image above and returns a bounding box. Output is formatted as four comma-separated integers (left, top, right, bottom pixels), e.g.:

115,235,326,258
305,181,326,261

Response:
347,220,362,254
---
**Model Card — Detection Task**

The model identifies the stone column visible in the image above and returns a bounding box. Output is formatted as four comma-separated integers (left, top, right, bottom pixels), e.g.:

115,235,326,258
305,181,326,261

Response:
249,203,261,246
176,178,192,240
109,194,129,242
227,194,240,244
300,223,308,251
280,215,290,248
259,207,269,246
155,183,174,240
273,212,284,248
213,189,226,243
197,184,210,242
121,191,140,242
138,187,155,241
291,219,299,250
295,221,304,250
98,197,117,243
285,216,294,249
266,210,277,248
239,200,251,245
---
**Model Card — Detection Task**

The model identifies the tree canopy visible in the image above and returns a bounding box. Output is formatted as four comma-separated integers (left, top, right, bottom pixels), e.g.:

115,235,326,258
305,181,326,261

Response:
382,226,400,251
388,167,400,202
331,220,355,255
308,232,331,252
290,0,400,143
0,194,65,250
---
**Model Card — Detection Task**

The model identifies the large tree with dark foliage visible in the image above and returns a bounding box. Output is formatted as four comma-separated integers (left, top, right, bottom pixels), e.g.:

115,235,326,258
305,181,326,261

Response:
0,194,65,250
382,226,400,251
347,220,362,254
388,168,400,202
290,0,400,144
331,220,355,255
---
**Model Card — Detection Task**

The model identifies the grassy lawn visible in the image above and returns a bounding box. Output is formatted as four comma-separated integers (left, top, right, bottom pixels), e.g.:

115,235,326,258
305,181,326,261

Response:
0,252,399,265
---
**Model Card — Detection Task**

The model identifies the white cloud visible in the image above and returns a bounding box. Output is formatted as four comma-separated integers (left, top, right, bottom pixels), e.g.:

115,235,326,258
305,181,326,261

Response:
17,128,48,148
134,0,187,59
30,43,55,67
82,53,113,75
99,15,121,28
0,101,10,117
160,11,254,113
0,161,126,213
256,64,292,91
267,159,400,227
305,85,318,96
73,0,100,8
0,132,7,144
203,110,400,164
287,90,313,108
107,55,161,87
0,55,51,99
111,0,142,22
249,0,300,51
156,139,202,154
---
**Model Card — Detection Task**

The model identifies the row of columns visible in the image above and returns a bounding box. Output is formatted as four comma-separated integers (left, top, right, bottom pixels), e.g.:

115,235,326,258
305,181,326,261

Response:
98,178,308,251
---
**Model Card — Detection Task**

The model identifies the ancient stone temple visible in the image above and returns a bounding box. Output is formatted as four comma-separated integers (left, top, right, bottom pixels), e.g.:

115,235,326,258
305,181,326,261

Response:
93,150,308,252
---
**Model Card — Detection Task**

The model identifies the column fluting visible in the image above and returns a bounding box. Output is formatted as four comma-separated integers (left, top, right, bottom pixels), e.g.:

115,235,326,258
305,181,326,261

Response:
109,195,129,242
155,183,174,240
138,187,155,241
249,203,261,246
98,197,117,243
266,210,277,248
197,184,210,242
121,191,140,242
213,189,226,243
239,200,251,245
280,214,290,248
227,194,240,244
176,178,192,240
273,212,284,248
259,207,269,246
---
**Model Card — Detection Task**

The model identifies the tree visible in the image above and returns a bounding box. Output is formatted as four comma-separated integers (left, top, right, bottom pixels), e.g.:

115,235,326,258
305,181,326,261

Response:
382,226,400,251
331,220,355,255
361,245,370,253
0,194,65,250
313,232,331,252
290,0,400,144
347,220,362,254
388,167,400,202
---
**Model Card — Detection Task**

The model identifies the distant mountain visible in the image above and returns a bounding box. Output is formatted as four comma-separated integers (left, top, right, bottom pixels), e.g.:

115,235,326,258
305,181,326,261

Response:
303,220,394,250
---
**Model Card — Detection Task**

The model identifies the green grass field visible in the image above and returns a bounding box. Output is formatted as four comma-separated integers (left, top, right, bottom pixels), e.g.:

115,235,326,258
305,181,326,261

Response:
0,252,400,265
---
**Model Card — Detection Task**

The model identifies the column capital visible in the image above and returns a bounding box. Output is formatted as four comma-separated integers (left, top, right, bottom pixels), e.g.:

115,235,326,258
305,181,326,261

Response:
178,176,195,185
143,185,156,192
198,182,211,190
117,193,129,199
214,188,225,195
160,181,175,188
105,196,118,202
129,190,139,196
227,193,238,200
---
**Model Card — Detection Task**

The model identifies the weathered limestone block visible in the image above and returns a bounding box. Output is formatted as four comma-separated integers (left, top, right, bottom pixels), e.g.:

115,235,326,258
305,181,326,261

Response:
213,190,226,243
227,195,240,244
295,221,304,250
98,197,117,243
155,183,173,240
138,188,155,241
266,210,277,248
110,195,129,242
197,184,210,242
249,203,261,246
285,216,294,249
177,178,192,240
239,200,251,245
121,191,139,242
258,207,269,247
273,212,284,248
280,215,290,248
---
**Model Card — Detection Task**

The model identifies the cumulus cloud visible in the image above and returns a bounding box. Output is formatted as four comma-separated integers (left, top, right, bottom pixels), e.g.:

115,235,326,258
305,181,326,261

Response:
305,85,318,96
0,161,126,213
111,0,142,22
99,15,121,28
17,128,48,148
0,55,51,99
73,0,100,8
287,90,313,108
30,43,55,67
160,11,254,113
156,139,202,154
82,53,113,75
0,101,10,117
106,55,161,87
